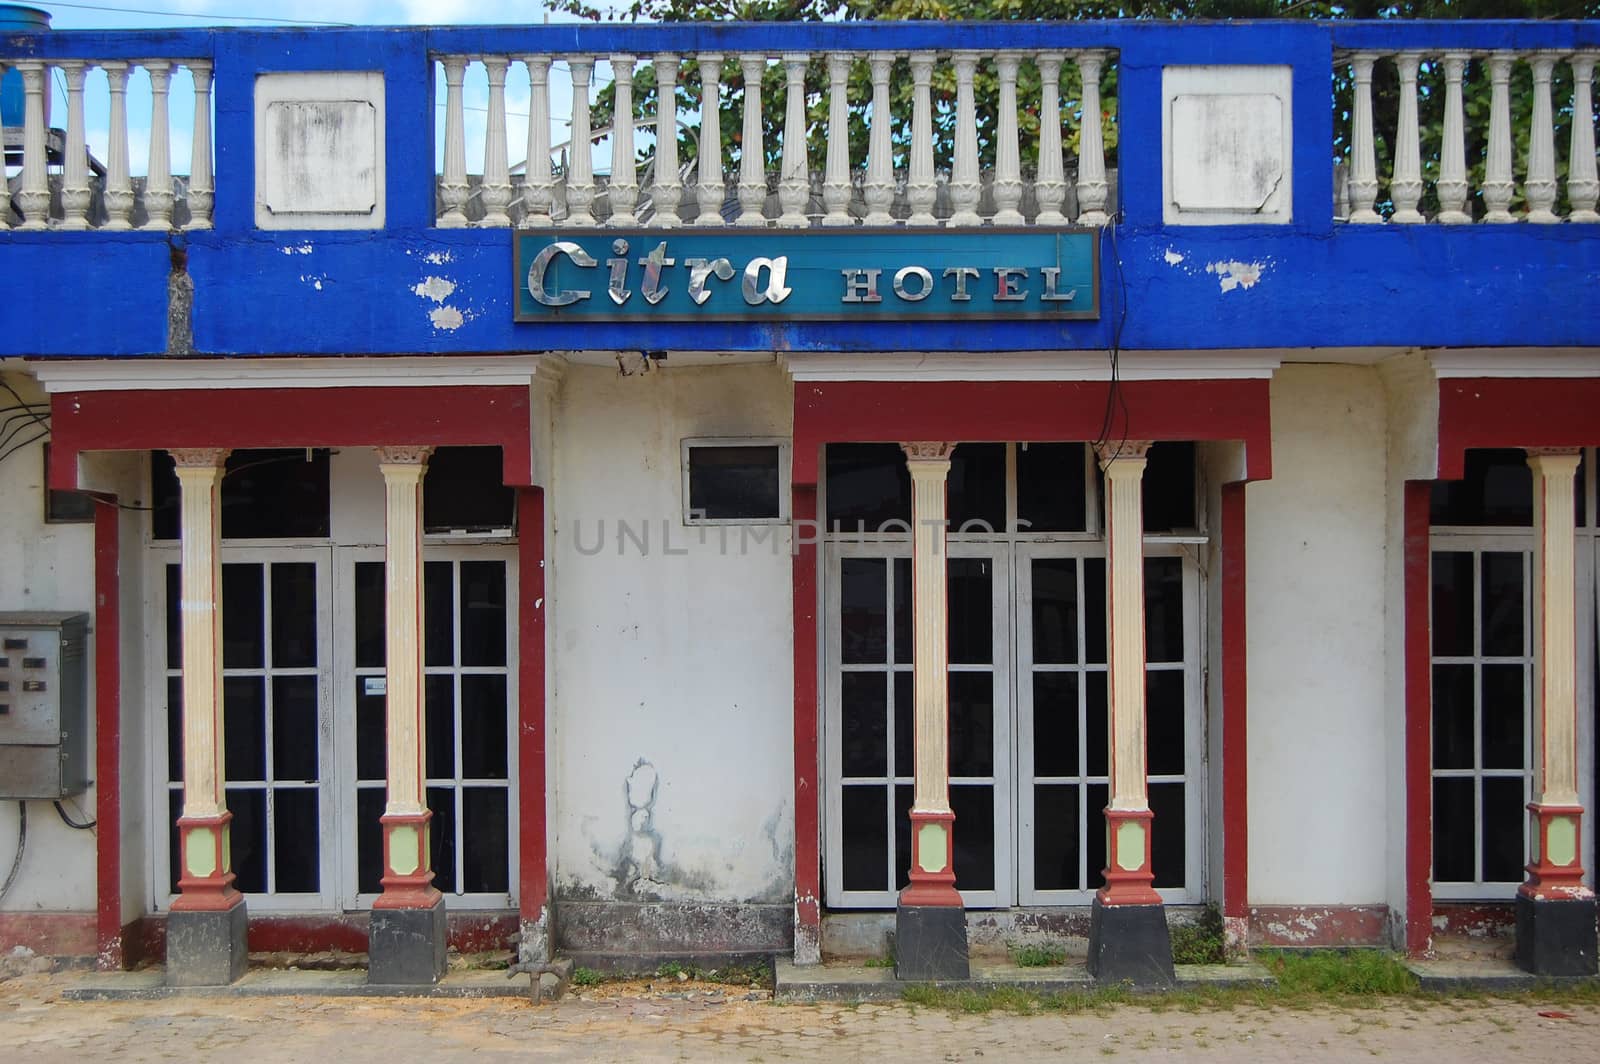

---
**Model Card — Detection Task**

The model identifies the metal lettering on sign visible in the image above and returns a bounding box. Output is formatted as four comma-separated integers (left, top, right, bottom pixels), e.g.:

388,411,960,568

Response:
513,228,1099,322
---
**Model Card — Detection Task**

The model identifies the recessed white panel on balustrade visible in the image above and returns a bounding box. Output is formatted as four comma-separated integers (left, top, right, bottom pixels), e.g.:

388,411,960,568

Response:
1163,65,1293,226
255,72,385,230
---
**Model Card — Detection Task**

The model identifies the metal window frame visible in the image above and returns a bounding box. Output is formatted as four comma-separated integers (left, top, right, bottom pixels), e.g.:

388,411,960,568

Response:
680,436,792,526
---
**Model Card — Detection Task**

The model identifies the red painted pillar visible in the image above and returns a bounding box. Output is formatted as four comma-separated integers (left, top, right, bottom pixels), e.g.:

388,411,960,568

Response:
792,482,822,965
1220,482,1248,947
517,486,549,959
93,498,123,971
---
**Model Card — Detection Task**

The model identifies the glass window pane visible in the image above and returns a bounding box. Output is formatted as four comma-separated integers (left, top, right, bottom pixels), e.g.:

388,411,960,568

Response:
460,675,509,779
427,786,457,895
1150,782,1185,890
356,786,385,894
948,443,1005,534
1481,776,1526,882
1432,664,1475,771
950,785,995,892
841,673,888,778
1032,672,1079,779
841,784,889,892
1431,552,1475,657
226,786,267,894
1432,777,1476,883
463,788,510,894
1086,671,1108,778
841,558,887,665
1085,559,1107,664
223,676,266,782
1031,558,1079,665
424,562,454,667
1142,442,1197,533
1144,556,1184,664
893,559,912,665
460,561,507,667
1430,449,1533,527
425,676,456,781
1017,443,1087,533
168,789,183,894
270,563,318,669
151,451,179,541
354,562,385,670
948,558,992,666
687,445,781,521
893,671,913,778
222,564,265,670
949,671,994,778
271,676,318,782
825,444,910,532
1146,671,1185,777
166,677,183,783
273,788,320,893
424,447,515,533
1086,782,1109,890
1480,553,1525,658
165,564,181,669
894,783,913,892
1033,784,1080,891
356,687,386,782
1480,665,1526,771
221,449,331,540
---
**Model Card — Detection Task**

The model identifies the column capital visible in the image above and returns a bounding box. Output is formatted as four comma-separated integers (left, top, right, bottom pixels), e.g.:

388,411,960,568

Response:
376,445,435,467
1095,439,1154,470
1526,448,1582,469
901,441,958,464
169,447,230,469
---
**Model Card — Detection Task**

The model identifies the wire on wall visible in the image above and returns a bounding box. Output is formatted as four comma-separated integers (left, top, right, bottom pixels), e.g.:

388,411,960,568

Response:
0,803,27,906
1092,208,1133,463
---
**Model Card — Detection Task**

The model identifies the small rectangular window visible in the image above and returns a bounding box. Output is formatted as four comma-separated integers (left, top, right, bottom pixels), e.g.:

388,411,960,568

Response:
43,444,96,524
424,446,515,534
682,438,788,524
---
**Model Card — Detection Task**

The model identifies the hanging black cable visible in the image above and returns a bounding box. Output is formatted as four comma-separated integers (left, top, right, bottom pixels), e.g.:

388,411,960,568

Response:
54,800,96,831
0,803,26,905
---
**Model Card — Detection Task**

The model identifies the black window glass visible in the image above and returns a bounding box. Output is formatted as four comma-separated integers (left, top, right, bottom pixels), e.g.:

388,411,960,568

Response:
1142,442,1197,533
424,447,515,533
152,448,331,540
1430,449,1534,527
1017,442,1087,533
687,443,781,521
825,444,910,532
948,443,1005,533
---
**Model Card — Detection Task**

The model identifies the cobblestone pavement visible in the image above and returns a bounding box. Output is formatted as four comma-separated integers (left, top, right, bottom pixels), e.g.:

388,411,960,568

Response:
2,973,1598,1063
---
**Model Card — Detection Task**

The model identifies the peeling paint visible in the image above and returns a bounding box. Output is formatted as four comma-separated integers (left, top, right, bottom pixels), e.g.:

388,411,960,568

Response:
412,275,456,303
1164,248,1185,265
279,243,314,256
299,274,327,291
429,305,465,331
1206,259,1267,293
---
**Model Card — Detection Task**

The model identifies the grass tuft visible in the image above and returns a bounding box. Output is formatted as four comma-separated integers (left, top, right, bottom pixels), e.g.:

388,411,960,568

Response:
1170,903,1228,966
1010,943,1069,968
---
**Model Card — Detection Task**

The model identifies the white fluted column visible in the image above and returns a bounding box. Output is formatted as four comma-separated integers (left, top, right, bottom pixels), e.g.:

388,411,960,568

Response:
777,52,810,228
60,61,92,230
651,54,682,227
1391,52,1424,223
949,52,982,227
143,61,175,229
480,56,513,227
695,53,726,226
102,62,134,230
1483,52,1517,223
1570,54,1599,223
16,61,49,229
521,56,554,228
1348,53,1381,223
821,53,853,227
992,51,1024,225
862,51,896,226
905,53,937,227
1075,50,1110,227
1437,53,1472,224
736,54,768,227
567,55,597,226
187,61,215,230
1034,53,1068,226
438,57,469,227
1525,52,1560,223
608,54,640,227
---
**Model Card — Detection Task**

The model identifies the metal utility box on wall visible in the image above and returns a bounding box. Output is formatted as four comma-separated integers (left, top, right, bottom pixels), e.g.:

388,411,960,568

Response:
0,612,90,799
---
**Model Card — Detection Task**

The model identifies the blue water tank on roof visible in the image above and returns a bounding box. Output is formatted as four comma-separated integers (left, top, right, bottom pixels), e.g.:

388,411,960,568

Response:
1,6,52,130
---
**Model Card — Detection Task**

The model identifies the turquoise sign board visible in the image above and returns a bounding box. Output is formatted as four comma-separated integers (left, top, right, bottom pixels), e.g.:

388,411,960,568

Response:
513,228,1099,323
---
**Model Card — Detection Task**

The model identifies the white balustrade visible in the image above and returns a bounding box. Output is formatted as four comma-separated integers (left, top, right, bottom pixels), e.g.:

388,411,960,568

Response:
905,53,937,227
480,56,513,227
1571,53,1599,223
1347,53,1381,223
566,55,598,226
1389,52,1423,224
0,62,8,230
862,51,895,226
59,60,91,230
608,54,639,227
1075,50,1111,226
777,52,810,229
1436,53,1471,224
651,54,682,228
1034,53,1068,226
737,54,768,227
438,56,469,227
522,56,554,228
948,52,982,227
695,53,725,226
1524,51,1559,223
188,61,214,230
1483,52,1517,223
142,60,174,230
992,51,1024,226
821,53,853,227
16,61,49,229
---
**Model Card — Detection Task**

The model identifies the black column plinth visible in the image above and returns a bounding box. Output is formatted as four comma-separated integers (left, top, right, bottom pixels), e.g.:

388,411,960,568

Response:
166,901,248,987
1515,894,1598,977
895,905,970,981
368,897,448,986
1087,898,1175,988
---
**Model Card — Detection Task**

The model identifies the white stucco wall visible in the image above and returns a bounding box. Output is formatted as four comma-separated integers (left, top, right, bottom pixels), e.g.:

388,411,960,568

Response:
1247,365,1390,905
550,360,796,906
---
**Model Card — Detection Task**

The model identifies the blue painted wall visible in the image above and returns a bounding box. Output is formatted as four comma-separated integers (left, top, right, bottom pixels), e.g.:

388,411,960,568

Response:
2,20,1598,358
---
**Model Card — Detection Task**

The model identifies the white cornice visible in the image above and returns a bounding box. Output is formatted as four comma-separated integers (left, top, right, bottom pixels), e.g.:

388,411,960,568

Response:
781,350,1284,382
27,355,561,393
1425,348,1600,379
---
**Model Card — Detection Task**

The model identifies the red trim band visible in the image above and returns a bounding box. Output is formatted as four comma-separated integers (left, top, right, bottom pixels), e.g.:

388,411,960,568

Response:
1220,482,1249,923
93,499,123,970
517,487,548,930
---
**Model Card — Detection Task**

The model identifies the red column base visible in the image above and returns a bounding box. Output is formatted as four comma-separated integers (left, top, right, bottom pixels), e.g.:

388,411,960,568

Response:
1097,806,1162,907
171,811,244,912
373,809,443,910
1519,802,1593,901
897,809,963,908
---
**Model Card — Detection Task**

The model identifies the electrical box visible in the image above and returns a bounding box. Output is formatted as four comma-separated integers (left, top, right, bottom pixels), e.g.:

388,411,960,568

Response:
0,612,90,799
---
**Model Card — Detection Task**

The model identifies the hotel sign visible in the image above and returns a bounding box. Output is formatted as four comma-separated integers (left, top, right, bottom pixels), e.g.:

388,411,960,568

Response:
513,229,1099,323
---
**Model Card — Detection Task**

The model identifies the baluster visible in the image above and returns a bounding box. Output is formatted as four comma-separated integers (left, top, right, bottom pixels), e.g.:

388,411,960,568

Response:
1569,53,1599,223
438,57,469,227
1525,51,1559,223
904,53,937,227
480,56,512,227
16,61,49,229
609,54,639,227
59,61,92,230
187,61,214,230
651,55,682,228
567,56,597,226
1034,53,1068,226
1388,53,1424,223
1075,50,1110,226
522,56,553,228
821,53,853,227
949,52,982,227
1482,52,1517,223
777,52,810,228
695,53,726,225
143,61,175,229
737,54,768,226
102,62,134,230
0,62,8,229
1346,53,1381,223
993,52,1024,225
862,51,896,226
1436,53,1471,224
